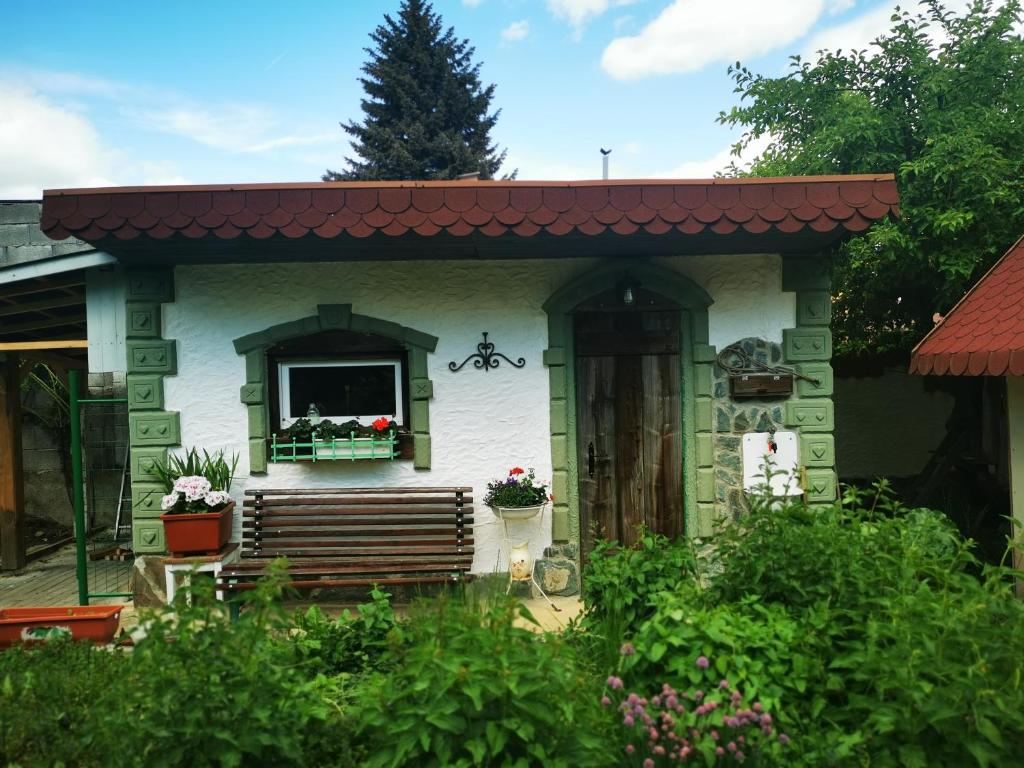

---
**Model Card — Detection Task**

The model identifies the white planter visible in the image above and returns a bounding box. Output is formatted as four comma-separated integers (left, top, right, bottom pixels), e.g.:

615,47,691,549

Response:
490,504,545,521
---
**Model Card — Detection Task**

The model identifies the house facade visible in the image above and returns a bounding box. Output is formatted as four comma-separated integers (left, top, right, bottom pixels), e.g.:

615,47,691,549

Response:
41,177,899,592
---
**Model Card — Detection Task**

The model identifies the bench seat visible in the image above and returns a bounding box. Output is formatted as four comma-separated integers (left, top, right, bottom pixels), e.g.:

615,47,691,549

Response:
217,486,474,594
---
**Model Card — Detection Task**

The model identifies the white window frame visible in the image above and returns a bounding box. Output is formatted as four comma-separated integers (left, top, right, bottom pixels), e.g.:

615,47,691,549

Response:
277,358,404,429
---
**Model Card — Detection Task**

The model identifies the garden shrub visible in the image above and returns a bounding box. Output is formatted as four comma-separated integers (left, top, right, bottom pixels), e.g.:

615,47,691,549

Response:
602,673,791,766
357,596,614,767
615,589,843,764
0,638,127,767
124,565,359,767
292,586,401,676
580,530,697,660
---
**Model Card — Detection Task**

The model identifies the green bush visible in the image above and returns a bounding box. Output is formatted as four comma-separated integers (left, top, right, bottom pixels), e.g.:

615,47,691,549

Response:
0,639,127,767
580,531,697,658
357,596,614,767
292,586,401,676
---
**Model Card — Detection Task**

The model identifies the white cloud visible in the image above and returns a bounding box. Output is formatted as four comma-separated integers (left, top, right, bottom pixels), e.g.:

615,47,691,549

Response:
501,20,530,42
0,83,116,198
654,133,773,178
137,160,190,186
548,0,637,28
125,104,336,154
602,0,832,79
805,0,1022,58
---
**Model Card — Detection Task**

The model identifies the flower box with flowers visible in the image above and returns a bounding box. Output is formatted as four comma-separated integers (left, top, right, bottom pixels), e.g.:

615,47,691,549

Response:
484,467,552,520
270,417,398,463
154,448,237,556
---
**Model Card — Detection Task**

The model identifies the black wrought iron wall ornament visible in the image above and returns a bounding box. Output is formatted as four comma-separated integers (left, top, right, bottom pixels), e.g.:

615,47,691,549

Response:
448,332,526,372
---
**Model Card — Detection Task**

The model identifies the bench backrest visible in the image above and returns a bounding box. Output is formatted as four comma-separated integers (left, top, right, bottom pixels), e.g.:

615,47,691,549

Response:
241,487,474,561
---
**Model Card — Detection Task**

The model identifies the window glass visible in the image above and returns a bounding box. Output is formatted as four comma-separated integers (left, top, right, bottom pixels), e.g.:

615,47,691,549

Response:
279,360,403,426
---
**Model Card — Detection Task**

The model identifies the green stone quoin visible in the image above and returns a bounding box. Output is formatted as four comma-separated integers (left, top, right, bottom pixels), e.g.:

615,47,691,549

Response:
233,304,439,473
781,253,837,504
124,268,177,554
543,263,714,546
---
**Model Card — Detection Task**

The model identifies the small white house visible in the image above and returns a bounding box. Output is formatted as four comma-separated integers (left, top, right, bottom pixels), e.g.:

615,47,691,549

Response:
41,176,899,592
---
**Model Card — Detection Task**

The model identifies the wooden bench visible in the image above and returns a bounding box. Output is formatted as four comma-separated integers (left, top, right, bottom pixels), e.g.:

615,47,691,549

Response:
217,487,474,596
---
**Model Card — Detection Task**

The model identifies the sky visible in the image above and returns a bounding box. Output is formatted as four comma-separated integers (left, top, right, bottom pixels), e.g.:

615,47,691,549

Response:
0,0,995,197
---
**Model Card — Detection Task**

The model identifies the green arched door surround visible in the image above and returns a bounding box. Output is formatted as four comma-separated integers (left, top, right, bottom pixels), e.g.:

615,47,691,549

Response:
542,263,715,548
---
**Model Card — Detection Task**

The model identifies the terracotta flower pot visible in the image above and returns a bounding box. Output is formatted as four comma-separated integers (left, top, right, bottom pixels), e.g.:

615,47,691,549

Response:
160,501,234,556
0,606,122,648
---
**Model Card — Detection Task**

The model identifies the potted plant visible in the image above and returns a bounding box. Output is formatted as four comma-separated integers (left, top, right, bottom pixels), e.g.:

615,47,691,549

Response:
270,416,398,462
155,448,238,556
483,467,551,520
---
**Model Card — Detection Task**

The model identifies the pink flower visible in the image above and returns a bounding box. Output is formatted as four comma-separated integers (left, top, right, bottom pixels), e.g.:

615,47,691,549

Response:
696,655,710,669
606,676,623,690
160,492,180,511
779,733,790,745
643,760,654,768
625,744,635,755
620,642,636,656
601,696,611,707
716,747,725,757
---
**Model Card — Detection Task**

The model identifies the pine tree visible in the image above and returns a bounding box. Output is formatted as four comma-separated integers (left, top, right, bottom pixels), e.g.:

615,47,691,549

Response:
325,0,508,181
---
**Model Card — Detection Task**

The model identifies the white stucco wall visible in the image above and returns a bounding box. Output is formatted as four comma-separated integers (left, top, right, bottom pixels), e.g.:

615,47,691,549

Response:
162,253,793,571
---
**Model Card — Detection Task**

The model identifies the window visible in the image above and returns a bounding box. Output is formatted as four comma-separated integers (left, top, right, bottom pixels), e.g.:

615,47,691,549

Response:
278,358,404,428
266,329,409,434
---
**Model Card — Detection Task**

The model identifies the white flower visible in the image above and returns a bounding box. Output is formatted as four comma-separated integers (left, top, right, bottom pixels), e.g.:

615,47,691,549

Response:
203,490,230,508
173,475,211,502
160,492,180,511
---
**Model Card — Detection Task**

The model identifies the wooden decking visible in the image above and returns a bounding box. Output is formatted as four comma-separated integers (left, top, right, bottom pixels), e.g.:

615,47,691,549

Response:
0,544,129,607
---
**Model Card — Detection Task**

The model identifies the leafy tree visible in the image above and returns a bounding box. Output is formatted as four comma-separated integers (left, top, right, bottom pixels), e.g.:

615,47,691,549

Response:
720,1,1024,354
326,0,508,181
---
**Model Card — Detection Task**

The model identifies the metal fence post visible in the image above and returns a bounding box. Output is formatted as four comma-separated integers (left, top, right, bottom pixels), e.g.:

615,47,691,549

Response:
69,369,88,606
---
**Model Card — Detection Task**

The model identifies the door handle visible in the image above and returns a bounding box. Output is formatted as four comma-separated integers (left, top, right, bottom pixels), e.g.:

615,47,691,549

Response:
588,442,595,478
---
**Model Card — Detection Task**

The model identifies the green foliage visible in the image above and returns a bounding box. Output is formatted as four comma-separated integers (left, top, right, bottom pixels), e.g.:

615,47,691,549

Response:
579,531,697,659
619,592,833,763
357,596,614,767
282,417,397,441
0,564,362,768
720,0,1024,353
293,586,401,676
326,0,509,181
152,447,238,494
603,675,792,767
0,639,125,767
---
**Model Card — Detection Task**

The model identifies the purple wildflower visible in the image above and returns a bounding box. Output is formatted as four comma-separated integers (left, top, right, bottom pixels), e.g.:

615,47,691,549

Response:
620,642,636,656
696,655,710,669
606,675,623,690
601,695,611,707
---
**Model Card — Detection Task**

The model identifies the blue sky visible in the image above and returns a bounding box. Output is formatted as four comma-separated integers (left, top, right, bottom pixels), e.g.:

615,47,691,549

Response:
0,0,984,197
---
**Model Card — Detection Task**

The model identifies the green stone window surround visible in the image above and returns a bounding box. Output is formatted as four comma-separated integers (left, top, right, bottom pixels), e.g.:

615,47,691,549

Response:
542,263,714,545
232,304,438,473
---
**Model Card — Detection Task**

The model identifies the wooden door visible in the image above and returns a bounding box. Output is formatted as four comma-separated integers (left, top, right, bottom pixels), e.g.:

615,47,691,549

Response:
575,295,682,554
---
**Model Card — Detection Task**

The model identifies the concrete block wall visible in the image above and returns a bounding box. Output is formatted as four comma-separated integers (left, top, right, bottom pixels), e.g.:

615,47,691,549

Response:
0,201,91,267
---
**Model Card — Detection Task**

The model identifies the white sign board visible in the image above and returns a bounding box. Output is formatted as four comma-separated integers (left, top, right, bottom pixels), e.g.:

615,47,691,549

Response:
742,431,802,496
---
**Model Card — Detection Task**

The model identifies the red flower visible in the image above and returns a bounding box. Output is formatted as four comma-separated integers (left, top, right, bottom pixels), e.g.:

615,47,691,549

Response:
509,467,525,476
372,417,391,433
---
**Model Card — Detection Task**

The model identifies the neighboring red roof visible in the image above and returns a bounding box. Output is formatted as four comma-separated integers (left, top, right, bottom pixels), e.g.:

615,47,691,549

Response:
911,235,1024,377
41,176,898,246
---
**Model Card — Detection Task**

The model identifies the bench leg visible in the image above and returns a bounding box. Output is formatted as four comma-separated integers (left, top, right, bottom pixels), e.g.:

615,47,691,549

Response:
165,567,176,604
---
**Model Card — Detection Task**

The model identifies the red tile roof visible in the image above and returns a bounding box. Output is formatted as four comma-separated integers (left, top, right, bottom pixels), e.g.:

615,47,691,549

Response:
41,176,898,246
910,235,1024,377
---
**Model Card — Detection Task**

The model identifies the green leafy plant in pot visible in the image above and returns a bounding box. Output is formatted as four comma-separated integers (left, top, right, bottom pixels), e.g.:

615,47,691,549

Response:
155,448,238,556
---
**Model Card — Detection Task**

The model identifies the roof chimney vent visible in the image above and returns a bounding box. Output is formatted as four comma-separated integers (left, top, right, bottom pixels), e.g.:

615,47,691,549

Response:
457,171,481,180
600,148,612,180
